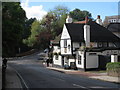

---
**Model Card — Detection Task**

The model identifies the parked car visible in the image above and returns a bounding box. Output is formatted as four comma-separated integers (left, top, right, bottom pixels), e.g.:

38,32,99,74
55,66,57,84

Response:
44,48,49,53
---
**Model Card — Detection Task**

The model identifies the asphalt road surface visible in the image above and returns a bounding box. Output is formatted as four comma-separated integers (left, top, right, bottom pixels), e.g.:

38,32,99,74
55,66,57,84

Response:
8,52,120,90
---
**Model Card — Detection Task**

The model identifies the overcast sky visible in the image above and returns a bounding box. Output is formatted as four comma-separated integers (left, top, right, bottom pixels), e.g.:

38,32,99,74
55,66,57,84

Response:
20,0,119,21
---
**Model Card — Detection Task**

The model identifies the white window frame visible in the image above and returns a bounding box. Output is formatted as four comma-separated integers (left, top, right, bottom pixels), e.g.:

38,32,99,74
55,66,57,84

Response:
78,55,81,65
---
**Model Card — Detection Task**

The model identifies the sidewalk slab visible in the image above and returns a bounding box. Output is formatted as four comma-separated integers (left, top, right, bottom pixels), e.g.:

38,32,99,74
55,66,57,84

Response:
5,66,22,88
47,67,101,76
47,67,120,83
89,76,120,83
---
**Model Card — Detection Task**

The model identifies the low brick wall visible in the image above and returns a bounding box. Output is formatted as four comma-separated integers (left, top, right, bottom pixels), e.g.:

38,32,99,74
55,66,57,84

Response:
107,69,120,77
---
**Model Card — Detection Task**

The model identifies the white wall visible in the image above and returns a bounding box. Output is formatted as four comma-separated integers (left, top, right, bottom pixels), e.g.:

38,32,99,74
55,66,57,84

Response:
111,55,118,62
60,24,72,55
53,46,62,66
76,51,84,69
84,25,90,47
86,52,98,69
53,55,62,66
61,24,70,39
68,58,75,66
61,39,72,55
53,46,60,53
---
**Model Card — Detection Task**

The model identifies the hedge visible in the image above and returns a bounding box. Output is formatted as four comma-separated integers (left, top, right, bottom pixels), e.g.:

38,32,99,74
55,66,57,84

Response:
106,62,120,70
106,62,120,77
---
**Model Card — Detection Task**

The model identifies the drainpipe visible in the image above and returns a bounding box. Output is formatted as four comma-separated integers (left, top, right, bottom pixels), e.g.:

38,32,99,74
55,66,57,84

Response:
84,49,86,71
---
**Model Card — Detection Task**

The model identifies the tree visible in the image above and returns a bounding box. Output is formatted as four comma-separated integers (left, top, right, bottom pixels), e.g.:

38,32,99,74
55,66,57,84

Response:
23,18,36,39
2,2,27,57
23,20,42,47
69,8,92,21
23,5,69,49
48,5,69,37
49,5,69,19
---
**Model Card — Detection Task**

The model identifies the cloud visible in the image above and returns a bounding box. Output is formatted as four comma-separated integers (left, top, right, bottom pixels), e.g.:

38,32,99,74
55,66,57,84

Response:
21,1,47,20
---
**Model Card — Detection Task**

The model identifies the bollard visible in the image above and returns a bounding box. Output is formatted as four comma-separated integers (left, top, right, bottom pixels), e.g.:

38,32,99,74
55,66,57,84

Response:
2,58,7,90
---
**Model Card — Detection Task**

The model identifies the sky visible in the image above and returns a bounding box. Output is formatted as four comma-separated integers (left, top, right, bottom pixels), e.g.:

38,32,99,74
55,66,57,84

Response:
20,0,120,21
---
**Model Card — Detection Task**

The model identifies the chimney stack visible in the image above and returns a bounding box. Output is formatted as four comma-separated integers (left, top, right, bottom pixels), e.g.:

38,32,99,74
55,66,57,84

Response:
66,15,73,23
96,15,102,25
84,16,90,47
85,16,89,24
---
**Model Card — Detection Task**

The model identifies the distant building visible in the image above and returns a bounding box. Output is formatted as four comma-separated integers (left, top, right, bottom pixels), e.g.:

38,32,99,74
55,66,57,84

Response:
103,15,120,27
107,23,120,38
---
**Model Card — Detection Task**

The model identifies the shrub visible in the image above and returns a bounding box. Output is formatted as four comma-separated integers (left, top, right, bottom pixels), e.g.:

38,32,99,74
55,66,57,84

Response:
106,62,120,77
106,62,120,70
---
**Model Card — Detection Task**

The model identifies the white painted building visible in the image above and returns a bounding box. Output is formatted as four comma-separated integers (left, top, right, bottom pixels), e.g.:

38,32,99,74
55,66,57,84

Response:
51,16,120,70
60,16,120,70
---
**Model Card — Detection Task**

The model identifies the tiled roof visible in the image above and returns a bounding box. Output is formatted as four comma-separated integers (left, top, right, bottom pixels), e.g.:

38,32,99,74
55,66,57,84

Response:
107,23,120,32
65,21,120,42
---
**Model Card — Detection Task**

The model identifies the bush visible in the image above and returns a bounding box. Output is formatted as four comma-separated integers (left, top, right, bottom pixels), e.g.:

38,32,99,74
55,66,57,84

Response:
106,62,120,77
106,62,120,70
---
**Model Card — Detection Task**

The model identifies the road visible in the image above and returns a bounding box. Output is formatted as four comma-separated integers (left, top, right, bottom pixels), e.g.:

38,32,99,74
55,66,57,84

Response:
8,52,120,90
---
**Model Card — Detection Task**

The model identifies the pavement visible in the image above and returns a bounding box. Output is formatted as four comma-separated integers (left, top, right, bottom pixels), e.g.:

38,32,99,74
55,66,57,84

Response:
46,66,120,83
0,65,22,89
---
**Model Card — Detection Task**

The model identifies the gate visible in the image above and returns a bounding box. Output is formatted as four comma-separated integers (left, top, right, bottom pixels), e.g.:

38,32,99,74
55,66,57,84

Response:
98,55,111,70
118,56,120,62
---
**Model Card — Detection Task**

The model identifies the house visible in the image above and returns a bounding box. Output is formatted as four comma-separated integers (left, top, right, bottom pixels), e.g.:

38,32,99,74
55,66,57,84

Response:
103,15,120,27
60,16,120,70
107,23,120,38
51,34,63,67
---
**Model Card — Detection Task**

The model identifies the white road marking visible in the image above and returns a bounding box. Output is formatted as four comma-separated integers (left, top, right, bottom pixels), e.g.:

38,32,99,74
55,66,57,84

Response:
52,77,66,82
72,84,92,90
73,84,86,88
89,86,108,88
13,68,29,89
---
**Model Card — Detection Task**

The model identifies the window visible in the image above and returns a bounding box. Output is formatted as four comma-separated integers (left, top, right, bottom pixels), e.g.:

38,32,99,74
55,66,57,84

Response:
68,44,70,51
55,55,58,60
78,55,81,65
103,42,108,47
64,40,67,48
98,42,102,47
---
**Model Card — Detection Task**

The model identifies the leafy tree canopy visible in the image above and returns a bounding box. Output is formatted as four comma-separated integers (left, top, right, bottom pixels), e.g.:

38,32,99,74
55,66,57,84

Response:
69,8,92,21
2,2,27,57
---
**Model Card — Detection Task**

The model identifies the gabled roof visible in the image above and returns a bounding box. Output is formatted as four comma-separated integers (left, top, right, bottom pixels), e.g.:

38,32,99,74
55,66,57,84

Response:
107,23,120,32
65,21,120,42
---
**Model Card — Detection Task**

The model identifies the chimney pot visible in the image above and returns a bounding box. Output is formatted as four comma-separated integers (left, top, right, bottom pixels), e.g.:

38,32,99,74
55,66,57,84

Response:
97,15,100,19
96,15,102,25
66,15,72,23
85,16,89,24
